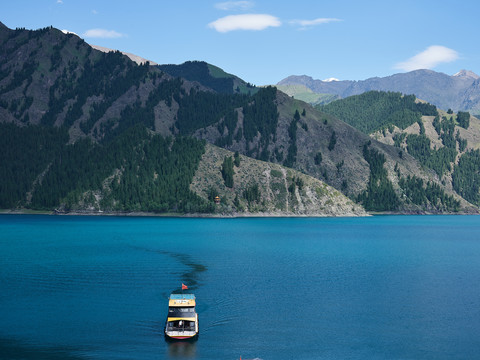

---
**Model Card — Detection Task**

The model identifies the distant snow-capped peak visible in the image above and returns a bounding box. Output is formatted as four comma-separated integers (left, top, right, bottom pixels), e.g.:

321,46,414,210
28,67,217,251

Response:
322,77,340,82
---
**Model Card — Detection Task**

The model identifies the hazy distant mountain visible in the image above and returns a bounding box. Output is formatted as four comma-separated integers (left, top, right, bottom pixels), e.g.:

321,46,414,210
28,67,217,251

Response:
453,69,480,80
278,69,480,115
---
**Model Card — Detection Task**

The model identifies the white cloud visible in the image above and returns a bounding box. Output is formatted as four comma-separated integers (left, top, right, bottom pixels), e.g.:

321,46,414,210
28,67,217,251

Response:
92,9,98,15
290,17,341,29
57,0,63,3
215,1,254,11
394,45,459,71
82,28,125,39
208,14,281,33
61,29,78,36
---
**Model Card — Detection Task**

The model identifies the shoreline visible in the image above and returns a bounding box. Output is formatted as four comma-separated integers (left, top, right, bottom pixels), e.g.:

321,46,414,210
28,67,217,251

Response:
1,208,477,218
0,208,369,218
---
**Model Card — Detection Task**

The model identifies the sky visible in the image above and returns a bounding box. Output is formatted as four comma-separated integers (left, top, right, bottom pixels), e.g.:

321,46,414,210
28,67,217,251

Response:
2,0,480,85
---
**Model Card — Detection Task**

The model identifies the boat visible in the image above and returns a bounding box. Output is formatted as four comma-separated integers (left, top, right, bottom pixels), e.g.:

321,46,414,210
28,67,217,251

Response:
164,293,199,340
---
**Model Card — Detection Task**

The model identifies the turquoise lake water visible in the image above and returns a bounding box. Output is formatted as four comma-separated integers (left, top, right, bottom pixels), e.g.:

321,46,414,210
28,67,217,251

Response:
1,214,480,359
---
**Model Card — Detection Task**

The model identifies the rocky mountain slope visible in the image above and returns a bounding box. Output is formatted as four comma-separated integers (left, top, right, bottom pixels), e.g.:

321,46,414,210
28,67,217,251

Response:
190,144,366,216
371,108,480,208
278,69,480,115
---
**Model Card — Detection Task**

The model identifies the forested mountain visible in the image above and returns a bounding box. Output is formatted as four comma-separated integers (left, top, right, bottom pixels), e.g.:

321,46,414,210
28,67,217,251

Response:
320,91,439,134
0,23,360,216
321,92,480,209
0,123,209,212
157,61,257,95
0,23,478,215
278,70,480,115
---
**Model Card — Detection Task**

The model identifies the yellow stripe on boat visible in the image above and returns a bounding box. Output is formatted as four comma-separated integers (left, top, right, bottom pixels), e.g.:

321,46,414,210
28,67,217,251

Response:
167,317,196,322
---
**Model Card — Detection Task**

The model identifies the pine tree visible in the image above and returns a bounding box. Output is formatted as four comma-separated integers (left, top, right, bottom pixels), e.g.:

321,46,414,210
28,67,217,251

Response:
221,156,234,188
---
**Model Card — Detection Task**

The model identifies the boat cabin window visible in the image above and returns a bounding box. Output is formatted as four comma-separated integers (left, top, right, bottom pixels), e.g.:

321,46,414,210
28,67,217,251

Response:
166,320,196,331
168,306,195,316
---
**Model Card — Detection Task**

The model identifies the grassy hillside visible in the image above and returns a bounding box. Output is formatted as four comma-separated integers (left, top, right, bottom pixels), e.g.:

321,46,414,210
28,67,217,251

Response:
276,84,339,105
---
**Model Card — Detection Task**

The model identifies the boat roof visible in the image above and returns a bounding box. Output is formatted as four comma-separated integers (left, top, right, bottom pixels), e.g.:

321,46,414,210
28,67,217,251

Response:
170,294,195,300
169,293,196,307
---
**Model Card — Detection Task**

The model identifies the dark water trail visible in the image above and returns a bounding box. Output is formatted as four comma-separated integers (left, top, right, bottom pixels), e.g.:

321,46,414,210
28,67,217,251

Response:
129,245,208,292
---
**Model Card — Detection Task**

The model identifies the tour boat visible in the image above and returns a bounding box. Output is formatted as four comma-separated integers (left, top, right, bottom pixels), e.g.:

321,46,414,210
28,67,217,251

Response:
164,293,199,340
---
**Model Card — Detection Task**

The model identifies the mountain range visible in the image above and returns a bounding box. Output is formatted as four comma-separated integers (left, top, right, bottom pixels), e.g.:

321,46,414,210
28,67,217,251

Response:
1,22,480,216
278,69,480,115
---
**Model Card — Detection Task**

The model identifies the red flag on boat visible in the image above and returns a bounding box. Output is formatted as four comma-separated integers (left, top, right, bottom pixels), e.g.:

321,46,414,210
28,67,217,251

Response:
182,283,188,290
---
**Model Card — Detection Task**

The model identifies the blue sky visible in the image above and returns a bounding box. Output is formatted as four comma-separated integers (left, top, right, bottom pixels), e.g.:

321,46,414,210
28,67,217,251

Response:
3,0,479,85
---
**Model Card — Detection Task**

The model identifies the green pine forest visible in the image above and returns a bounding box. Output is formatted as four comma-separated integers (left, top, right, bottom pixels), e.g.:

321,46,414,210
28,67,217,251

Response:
320,91,438,134
0,123,210,213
